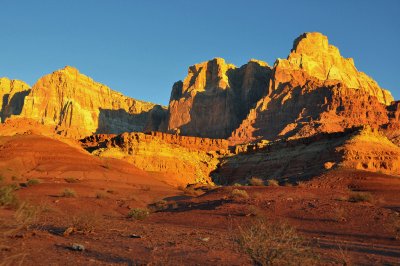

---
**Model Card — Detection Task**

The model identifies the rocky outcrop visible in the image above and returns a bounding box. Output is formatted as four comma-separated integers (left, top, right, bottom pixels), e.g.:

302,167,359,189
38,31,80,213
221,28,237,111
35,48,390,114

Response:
381,101,400,146
87,132,229,186
0,78,31,122
215,126,400,185
19,66,166,138
278,32,393,105
163,58,271,138
230,33,395,143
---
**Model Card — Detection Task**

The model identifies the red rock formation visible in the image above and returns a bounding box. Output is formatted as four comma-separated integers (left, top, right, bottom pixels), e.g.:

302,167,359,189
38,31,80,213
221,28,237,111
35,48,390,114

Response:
18,66,166,138
230,33,395,143
216,127,400,185
163,58,271,138
86,132,229,186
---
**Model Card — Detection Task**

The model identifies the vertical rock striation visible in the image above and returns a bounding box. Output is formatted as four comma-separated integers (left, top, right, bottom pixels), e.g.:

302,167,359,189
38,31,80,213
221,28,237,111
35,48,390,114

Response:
163,58,272,138
20,66,166,138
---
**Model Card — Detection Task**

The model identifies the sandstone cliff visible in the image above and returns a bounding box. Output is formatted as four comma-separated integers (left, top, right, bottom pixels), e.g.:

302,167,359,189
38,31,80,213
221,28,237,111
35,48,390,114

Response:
230,32,395,143
86,132,229,186
0,77,31,122
163,58,271,138
20,66,166,138
277,32,393,105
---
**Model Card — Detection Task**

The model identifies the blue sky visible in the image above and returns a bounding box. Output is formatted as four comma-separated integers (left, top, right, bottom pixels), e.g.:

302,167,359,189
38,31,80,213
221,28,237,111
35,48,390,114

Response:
1,0,399,105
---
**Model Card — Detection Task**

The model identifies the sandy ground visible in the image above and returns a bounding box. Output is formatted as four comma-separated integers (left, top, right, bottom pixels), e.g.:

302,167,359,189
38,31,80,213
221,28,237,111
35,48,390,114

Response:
0,135,400,265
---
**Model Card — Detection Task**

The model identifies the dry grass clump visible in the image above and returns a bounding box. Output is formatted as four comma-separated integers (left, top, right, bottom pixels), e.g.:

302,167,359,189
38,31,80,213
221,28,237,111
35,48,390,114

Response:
248,177,265,186
14,202,41,230
236,219,317,266
127,208,149,220
266,179,279,187
0,185,20,208
62,188,77,198
348,192,373,203
244,205,264,217
69,212,101,234
231,189,250,201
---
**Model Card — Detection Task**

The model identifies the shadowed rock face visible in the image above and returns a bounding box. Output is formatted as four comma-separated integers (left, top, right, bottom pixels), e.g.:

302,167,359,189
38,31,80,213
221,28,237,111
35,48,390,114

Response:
0,78,31,122
19,66,166,138
215,127,400,185
163,58,272,139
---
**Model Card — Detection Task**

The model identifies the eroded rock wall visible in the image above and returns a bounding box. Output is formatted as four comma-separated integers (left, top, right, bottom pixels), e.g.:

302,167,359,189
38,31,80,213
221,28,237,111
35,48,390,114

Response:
20,66,166,138
88,132,229,186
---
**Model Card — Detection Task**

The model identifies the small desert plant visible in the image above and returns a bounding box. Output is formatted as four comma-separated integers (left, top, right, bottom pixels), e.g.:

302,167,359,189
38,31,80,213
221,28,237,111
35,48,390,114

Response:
231,189,250,201
64,177,80,183
62,188,77,198
236,219,316,266
348,192,373,203
248,177,265,186
9,183,20,191
334,242,353,266
14,202,41,230
127,208,149,220
0,185,20,208
26,179,41,186
335,196,348,202
266,179,279,187
69,212,101,234
233,183,242,187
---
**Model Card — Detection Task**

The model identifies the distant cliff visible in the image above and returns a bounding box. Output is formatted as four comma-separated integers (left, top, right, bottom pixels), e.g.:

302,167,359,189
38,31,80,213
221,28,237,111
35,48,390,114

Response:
1,66,166,138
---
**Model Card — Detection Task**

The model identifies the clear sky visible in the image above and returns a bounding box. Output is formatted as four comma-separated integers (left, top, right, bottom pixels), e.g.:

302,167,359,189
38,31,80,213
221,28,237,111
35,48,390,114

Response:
1,0,399,105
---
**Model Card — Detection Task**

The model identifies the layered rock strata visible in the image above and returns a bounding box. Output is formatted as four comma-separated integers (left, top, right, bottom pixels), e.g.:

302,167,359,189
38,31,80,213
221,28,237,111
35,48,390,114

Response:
86,132,229,185
19,66,166,138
